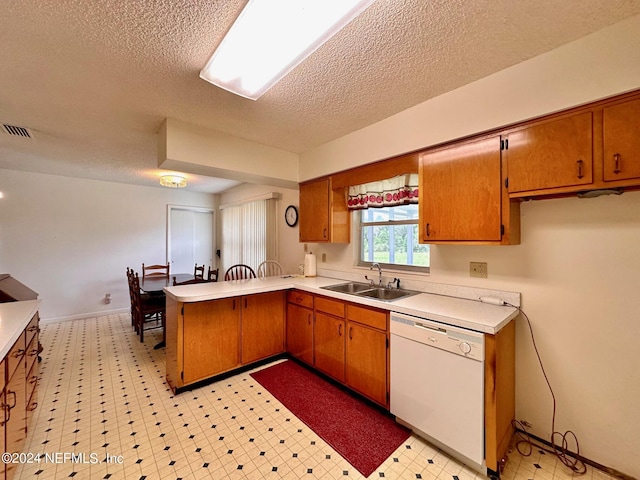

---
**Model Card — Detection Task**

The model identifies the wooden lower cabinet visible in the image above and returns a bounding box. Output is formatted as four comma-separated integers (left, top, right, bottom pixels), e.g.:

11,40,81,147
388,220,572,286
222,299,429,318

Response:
25,332,40,430
0,360,5,480
241,291,285,364
284,293,389,408
286,303,314,365
345,321,388,407
5,335,27,480
166,292,285,392
485,320,516,472
314,312,346,383
182,298,241,385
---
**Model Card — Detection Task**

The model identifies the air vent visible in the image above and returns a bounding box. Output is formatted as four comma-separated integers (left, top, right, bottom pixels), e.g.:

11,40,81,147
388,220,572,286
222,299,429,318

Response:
1,123,34,139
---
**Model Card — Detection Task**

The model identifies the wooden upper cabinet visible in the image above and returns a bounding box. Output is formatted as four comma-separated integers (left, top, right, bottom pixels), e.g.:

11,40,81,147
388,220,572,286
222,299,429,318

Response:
503,90,640,198
505,112,593,193
419,135,506,243
299,178,349,243
299,178,330,242
603,96,640,183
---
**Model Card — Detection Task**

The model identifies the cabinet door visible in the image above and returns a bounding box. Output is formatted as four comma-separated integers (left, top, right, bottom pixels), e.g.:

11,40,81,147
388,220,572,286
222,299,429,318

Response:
346,322,387,406
506,112,593,192
5,354,26,480
0,389,4,480
183,298,240,384
286,303,314,365
603,97,640,182
0,359,5,480
420,136,502,242
299,178,330,242
314,313,346,382
241,292,285,364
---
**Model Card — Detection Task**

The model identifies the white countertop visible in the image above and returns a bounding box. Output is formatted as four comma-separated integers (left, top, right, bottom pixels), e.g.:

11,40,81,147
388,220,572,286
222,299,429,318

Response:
0,300,40,359
165,276,518,335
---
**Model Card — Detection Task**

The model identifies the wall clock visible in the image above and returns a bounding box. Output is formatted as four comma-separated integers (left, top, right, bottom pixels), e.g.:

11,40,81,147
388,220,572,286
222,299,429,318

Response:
285,205,298,227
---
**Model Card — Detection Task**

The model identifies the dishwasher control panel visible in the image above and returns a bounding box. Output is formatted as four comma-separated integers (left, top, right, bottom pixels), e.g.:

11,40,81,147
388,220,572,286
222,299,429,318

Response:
390,312,484,361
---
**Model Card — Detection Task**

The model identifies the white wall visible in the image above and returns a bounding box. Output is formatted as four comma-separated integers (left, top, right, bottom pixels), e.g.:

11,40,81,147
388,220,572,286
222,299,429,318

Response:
0,169,217,321
296,14,640,478
219,183,305,276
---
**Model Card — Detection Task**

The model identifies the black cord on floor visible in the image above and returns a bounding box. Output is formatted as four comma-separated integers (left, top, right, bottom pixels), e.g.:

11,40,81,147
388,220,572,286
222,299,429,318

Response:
505,302,587,475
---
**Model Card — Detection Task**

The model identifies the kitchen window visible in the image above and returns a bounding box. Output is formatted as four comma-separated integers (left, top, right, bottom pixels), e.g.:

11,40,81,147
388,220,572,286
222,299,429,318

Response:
357,204,430,273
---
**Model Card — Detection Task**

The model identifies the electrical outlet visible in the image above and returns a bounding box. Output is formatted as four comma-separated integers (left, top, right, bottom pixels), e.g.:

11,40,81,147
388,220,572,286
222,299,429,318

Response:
304,243,308,253
470,262,488,278
321,253,326,262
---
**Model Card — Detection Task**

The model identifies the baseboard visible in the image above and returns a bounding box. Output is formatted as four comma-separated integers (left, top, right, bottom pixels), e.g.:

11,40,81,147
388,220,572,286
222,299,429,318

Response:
41,307,130,324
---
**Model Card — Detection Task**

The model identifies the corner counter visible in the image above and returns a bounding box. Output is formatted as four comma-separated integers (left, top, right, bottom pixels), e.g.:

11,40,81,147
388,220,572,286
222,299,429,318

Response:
164,275,518,335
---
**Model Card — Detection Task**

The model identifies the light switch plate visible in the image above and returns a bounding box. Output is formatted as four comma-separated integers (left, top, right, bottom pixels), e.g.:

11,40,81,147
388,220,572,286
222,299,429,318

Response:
470,262,488,278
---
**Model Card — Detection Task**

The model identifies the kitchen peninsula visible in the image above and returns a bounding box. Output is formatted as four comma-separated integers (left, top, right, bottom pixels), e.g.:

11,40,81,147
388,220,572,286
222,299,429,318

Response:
163,275,519,474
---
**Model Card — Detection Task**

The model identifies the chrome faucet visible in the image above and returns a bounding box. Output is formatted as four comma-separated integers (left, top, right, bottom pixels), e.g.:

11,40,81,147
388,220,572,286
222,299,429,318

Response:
370,263,383,287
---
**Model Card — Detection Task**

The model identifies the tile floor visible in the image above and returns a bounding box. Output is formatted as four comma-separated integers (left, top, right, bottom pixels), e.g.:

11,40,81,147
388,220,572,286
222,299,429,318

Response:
15,313,610,480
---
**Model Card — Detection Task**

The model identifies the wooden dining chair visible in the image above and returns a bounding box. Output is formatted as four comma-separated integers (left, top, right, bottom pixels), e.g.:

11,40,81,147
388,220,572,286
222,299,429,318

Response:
224,264,256,281
207,267,219,282
142,262,169,279
126,267,137,329
194,263,205,280
131,272,165,342
257,261,285,278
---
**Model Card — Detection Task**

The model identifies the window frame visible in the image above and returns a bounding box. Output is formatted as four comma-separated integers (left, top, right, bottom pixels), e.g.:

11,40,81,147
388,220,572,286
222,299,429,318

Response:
356,206,430,274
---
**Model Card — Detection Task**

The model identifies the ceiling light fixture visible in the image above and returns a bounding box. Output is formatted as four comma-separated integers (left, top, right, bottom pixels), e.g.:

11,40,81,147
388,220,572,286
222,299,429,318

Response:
160,175,187,188
199,0,375,100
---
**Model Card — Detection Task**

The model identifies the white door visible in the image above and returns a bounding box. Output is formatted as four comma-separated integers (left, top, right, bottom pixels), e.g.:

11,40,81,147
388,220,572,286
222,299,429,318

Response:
169,207,214,275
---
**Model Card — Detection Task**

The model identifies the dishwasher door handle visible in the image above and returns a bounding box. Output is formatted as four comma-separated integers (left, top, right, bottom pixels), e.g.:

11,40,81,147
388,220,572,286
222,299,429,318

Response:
414,322,446,333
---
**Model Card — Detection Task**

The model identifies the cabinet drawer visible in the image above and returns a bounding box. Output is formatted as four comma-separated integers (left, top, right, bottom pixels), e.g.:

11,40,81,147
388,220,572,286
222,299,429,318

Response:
315,296,345,318
6,332,26,381
287,290,314,309
347,304,387,330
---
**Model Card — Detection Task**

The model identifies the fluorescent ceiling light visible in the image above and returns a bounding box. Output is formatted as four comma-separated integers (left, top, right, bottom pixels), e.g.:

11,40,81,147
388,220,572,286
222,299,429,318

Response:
200,0,375,100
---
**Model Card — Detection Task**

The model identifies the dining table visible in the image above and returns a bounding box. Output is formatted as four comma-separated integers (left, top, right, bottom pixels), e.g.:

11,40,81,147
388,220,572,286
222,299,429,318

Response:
140,273,196,294
140,273,196,349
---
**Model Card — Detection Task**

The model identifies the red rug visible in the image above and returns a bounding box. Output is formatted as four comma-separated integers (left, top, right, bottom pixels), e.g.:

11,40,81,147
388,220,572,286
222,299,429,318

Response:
250,360,410,477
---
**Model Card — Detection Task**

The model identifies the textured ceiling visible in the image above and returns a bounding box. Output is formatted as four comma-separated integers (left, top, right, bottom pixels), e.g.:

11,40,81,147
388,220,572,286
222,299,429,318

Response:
1,0,640,193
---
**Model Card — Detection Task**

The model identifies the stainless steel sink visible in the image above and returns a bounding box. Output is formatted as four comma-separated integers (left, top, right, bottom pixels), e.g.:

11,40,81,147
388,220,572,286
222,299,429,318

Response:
320,282,421,302
356,287,420,301
320,282,373,294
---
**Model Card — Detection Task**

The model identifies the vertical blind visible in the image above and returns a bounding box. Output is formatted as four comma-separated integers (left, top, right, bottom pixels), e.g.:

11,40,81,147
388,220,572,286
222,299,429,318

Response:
221,198,277,273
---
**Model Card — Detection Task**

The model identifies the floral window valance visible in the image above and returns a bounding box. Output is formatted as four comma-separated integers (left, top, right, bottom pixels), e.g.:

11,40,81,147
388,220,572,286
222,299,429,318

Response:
347,173,419,210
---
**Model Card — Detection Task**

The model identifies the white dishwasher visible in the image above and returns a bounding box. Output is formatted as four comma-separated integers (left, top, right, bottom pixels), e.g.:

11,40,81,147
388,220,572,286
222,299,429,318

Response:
390,311,485,473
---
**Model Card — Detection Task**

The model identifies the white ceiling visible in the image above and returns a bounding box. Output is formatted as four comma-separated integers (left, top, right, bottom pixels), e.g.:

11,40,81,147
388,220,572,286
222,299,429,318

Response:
1,0,640,194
